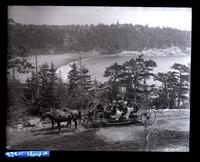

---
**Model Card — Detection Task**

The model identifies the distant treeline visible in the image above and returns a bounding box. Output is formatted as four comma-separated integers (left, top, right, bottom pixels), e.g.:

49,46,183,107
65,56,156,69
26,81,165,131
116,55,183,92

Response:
8,19,191,55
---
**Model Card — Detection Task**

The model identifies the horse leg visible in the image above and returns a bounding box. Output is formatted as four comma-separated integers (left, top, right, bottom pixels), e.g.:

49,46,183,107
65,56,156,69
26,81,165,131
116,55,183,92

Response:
66,119,71,128
74,119,77,129
57,122,61,133
78,111,82,123
51,119,55,129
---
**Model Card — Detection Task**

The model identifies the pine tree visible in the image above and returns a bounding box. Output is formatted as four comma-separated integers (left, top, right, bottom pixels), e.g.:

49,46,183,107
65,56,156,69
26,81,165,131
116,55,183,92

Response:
103,55,157,106
121,55,157,105
67,63,80,93
171,63,190,109
78,64,92,92
66,62,93,109
66,62,81,109
49,63,66,110
24,63,65,114
154,71,178,109
104,62,124,101
7,46,34,81
153,72,169,109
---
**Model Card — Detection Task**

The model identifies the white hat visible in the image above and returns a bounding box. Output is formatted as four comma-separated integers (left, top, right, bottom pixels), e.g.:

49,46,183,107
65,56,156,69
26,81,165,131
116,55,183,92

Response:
123,101,127,105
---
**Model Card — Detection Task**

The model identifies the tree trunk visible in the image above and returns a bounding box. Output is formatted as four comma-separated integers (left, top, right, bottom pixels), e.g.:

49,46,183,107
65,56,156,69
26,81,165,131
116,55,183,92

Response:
34,50,39,97
177,72,182,109
12,67,16,81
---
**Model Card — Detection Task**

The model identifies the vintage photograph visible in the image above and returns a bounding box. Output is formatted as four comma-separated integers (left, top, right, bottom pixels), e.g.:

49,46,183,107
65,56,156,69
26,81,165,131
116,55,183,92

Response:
7,6,191,151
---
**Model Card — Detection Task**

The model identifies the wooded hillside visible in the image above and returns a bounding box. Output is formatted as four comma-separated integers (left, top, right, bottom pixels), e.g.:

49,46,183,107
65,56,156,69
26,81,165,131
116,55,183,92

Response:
8,19,191,55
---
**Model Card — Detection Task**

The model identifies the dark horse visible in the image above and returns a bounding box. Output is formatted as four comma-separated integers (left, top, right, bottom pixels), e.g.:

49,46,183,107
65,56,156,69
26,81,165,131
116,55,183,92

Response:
45,109,81,132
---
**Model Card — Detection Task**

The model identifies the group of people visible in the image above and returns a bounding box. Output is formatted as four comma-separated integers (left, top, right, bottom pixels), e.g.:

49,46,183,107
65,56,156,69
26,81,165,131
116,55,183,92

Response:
87,98,140,121
103,99,130,120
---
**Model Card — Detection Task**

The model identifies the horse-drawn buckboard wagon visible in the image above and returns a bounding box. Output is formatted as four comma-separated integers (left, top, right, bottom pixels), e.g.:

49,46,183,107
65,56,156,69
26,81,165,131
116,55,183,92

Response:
81,107,156,129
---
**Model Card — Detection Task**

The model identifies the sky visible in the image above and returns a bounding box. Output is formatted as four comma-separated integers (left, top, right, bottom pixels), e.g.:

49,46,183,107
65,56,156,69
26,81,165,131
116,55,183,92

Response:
8,6,192,31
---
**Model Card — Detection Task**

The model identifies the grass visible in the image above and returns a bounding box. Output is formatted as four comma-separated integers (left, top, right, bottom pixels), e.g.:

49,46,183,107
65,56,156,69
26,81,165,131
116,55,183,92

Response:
9,127,189,151
7,109,190,151
147,129,189,151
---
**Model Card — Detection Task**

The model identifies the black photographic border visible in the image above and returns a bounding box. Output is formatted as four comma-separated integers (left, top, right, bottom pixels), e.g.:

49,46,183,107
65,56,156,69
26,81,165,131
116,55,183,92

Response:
0,0,198,161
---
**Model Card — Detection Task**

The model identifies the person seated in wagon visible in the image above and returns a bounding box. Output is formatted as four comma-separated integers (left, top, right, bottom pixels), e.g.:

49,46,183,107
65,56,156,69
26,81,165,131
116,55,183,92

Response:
128,102,139,119
110,100,117,115
110,100,128,121
118,101,128,120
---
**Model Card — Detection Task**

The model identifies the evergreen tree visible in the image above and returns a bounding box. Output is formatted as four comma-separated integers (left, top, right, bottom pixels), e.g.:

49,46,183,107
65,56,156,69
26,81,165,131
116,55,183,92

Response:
121,55,157,105
7,46,34,81
24,63,65,114
171,63,190,109
154,64,190,110
154,71,178,109
103,55,157,106
153,72,169,109
66,62,93,109
78,63,92,92
67,62,80,91
104,62,124,101
66,63,81,109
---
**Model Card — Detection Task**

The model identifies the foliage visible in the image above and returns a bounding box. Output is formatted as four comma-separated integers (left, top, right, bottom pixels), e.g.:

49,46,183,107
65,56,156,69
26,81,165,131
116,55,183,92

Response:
104,55,157,107
8,19,191,55
153,63,190,109
24,63,65,115
66,62,93,109
7,19,191,118
7,46,34,81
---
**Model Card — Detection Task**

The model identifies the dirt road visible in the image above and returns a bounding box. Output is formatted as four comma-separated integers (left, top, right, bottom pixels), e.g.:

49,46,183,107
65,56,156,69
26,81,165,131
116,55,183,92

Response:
6,110,189,151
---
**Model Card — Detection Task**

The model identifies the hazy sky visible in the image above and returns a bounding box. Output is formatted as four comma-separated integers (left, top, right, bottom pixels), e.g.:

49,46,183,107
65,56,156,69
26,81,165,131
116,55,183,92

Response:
8,6,191,31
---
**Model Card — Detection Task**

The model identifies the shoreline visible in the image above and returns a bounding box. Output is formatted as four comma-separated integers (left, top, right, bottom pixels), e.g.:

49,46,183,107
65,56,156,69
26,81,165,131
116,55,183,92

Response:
56,53,190,82
55,52,100,69
14,52,190,83
55,54,98,81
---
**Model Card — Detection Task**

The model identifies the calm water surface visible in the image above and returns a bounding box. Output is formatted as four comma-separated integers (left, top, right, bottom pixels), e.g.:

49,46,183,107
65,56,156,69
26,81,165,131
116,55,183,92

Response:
56,55,191,83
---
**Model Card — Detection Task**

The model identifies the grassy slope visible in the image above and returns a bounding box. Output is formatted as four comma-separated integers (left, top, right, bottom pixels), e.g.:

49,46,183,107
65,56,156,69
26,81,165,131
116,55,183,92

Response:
7,110,189,151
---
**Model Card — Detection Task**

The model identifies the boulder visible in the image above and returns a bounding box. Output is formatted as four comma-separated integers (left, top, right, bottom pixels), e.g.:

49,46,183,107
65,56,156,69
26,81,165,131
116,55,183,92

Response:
16,124,24,130
6,126,14,132
34,122,43,128
42,118,51,124
27,117,41,127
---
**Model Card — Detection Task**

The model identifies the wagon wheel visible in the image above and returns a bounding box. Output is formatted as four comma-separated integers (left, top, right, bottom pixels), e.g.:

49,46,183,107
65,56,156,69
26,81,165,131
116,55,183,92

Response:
141,109,156,126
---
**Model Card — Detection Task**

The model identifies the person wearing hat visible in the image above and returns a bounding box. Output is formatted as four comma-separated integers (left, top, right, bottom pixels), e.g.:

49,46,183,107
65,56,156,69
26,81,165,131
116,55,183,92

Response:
110,100,117,116
117,99,124,111
119,101,128,120
103,100,113,119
